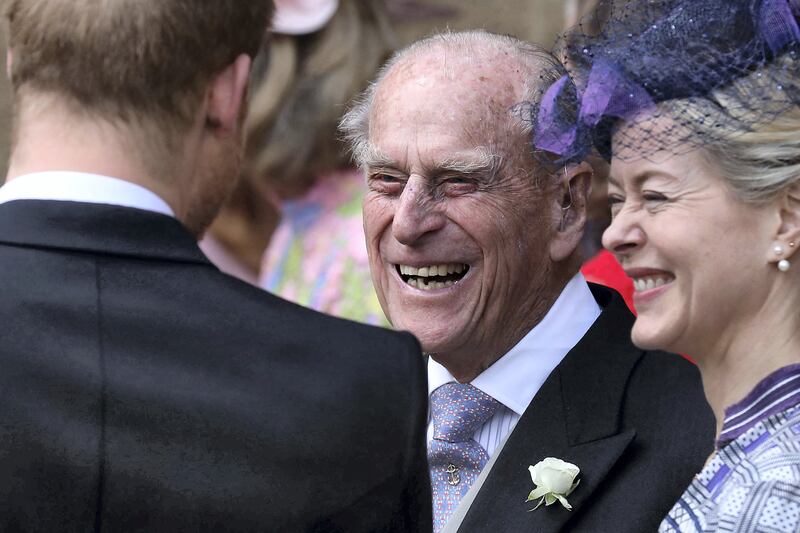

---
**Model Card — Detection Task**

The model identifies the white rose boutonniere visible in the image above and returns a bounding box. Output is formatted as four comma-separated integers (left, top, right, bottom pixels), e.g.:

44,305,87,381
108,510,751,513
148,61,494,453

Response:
526,458,580,511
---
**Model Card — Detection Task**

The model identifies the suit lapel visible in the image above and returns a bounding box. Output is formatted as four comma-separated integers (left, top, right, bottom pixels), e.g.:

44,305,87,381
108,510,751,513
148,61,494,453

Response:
458,286,643,532
0,200,210,265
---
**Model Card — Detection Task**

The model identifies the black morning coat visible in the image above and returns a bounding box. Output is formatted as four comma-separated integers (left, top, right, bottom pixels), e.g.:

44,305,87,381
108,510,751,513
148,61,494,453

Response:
0,200,432,533
451,284,715,532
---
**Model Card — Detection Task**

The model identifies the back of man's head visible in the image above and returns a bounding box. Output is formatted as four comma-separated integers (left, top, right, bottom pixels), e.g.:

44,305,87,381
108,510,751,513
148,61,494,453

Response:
5,0,271,137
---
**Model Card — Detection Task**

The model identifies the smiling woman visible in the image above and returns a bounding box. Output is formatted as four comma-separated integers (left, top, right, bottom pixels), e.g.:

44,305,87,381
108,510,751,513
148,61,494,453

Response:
542,0,800,531
604,133,783,356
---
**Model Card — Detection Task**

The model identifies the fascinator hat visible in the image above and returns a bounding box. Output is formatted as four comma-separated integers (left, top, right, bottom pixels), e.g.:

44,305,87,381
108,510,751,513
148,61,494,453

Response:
272,0,339,35
526,0,800,163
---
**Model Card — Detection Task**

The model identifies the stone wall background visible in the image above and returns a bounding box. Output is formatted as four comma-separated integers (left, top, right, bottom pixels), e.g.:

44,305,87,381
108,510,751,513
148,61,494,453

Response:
394,0,566,46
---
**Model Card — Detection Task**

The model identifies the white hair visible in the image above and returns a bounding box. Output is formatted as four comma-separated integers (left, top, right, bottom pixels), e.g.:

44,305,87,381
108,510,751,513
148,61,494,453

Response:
339,29,573,170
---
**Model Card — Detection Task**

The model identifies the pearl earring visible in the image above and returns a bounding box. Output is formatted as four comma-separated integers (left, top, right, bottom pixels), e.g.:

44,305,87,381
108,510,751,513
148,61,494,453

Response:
791,242,797,248
778,259,791,272
774,244,785,255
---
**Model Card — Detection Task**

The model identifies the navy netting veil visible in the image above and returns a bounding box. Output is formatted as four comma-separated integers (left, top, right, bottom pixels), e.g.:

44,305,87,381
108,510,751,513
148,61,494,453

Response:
525,0,800,163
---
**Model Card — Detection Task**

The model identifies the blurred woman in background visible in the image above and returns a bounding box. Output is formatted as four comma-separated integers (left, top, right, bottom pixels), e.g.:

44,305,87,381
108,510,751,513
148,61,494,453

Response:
202,0,394,325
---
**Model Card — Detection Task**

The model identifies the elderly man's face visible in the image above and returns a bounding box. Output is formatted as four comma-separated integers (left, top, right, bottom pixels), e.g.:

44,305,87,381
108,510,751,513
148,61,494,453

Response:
362,51,560,368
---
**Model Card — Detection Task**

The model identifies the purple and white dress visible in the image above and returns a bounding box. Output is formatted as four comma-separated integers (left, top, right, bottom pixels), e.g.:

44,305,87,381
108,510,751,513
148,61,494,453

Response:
660,364,800,532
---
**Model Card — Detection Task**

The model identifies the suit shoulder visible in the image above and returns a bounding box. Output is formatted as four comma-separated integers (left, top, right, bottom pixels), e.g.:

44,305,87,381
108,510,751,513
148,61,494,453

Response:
626,349,713,432
634,350,702,387
210,268,423,366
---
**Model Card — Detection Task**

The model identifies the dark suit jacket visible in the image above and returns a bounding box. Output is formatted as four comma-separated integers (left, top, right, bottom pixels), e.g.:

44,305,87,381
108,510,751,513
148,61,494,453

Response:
456,284,715,532
0,200,432,532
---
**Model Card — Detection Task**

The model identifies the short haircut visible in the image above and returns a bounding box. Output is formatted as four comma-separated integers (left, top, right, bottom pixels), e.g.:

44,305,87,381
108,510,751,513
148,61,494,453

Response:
5,0,272,132
340,30,571,175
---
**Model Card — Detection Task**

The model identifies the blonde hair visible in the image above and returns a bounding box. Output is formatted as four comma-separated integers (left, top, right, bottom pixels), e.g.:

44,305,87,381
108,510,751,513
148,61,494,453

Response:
665,55,800,204
704,107,800,204
242,0,395,194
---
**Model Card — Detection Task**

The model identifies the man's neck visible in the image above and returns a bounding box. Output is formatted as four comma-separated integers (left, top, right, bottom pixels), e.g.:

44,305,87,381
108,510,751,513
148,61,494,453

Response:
433,270,577,383
7,101,184,217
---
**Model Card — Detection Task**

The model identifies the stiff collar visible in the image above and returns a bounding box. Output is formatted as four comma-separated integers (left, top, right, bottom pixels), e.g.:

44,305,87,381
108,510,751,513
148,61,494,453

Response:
0,171,175,217
428,273,601,415
717,363,800,449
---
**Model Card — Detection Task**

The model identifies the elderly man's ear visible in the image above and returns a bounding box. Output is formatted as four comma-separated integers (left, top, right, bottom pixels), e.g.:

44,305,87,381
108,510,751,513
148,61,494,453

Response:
549,161,593,262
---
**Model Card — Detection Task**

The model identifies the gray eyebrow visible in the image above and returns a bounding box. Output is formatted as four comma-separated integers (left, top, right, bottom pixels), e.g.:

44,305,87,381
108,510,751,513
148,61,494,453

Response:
359,143,396,169
362,143,503,181
433,150,503,179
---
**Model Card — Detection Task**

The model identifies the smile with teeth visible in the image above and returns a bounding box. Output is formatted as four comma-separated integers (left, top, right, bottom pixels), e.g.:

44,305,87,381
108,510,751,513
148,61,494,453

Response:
633,275,673,292
396,263,469,290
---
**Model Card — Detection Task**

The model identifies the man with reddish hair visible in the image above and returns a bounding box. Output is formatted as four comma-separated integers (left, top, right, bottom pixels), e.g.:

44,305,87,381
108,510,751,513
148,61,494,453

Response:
0,1,431,531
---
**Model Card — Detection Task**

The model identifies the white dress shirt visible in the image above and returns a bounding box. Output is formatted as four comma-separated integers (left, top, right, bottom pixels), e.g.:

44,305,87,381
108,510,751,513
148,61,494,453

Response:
427,273,602,457
0,171,175,217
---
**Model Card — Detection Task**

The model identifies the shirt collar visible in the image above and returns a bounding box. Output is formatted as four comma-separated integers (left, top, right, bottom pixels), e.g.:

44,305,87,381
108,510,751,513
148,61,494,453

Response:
717,363,800,449
0,172,175,217
428,273,601,415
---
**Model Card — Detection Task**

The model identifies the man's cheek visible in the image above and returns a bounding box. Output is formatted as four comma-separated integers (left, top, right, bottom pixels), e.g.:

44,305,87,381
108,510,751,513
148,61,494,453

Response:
363,202,394,238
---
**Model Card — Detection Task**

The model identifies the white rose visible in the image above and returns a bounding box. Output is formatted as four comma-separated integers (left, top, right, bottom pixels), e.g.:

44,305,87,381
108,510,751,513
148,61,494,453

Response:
529,458,580,494
526,458,580,511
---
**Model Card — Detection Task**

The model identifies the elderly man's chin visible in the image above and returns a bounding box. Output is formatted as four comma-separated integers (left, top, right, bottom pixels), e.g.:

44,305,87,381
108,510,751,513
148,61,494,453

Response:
384,290,481,357
379,271,480,355
391,313,468,355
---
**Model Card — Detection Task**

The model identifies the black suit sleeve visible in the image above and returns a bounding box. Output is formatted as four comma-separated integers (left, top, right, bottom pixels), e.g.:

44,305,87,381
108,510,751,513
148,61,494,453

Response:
397,332,433,532
310,331,433,533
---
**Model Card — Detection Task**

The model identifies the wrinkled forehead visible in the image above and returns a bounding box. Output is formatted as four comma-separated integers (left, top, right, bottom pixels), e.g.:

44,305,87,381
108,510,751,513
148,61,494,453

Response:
370,46,528,146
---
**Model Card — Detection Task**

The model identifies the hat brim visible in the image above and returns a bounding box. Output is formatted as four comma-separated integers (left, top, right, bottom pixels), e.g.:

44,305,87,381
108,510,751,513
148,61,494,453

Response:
271,0,340,35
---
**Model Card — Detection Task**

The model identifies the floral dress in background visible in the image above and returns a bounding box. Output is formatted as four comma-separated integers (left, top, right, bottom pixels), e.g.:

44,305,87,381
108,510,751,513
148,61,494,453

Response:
260,170,389,327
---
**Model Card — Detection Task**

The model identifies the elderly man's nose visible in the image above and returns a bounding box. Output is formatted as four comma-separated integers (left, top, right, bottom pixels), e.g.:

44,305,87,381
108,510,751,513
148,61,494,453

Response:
392,182,445,245
602,210,644,257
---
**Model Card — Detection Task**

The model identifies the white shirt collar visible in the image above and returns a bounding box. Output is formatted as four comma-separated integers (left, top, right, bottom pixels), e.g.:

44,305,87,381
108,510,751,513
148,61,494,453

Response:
428,273,602,415
0,171,175,217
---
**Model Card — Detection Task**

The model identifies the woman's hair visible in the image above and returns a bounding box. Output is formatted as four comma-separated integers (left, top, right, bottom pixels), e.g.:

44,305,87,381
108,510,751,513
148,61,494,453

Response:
666,55,800,204
242,0,395,195
703,108,800,204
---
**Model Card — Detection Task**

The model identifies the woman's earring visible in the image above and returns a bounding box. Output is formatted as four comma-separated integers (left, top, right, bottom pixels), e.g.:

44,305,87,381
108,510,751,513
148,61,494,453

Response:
778,259,791,272
774,244,785,256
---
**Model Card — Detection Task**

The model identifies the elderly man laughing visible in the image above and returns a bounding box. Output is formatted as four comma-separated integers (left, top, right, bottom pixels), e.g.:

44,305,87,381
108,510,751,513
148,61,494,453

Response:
342,30,714,533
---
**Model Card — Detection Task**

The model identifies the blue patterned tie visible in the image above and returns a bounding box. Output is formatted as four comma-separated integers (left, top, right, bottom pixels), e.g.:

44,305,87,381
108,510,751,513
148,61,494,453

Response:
428,382,501,532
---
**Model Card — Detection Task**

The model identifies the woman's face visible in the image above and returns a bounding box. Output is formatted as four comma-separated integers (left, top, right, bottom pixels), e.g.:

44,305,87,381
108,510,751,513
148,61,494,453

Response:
602,145,778,357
